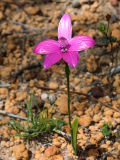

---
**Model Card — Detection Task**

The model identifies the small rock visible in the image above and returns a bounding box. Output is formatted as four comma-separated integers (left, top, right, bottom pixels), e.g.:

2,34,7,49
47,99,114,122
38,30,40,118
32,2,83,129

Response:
53,138,61,147
86,55,98,72
0,11,3,20
41,93,48,101
16,91,27,102
0,117,10,125
34,150,47,160
0,88,8,99
113,112,120,118
90,1,99,12
48,94,56,104
45,146,59,157
25,6,40,15
55,94,74,114
112,29,120,40
72,0,81,8
79,115,92,127
52,154,64,160
12,143,28,160
49,81,58,89
93,114,101,122
92,132,104,142
104,109,113,116
0,66,13,79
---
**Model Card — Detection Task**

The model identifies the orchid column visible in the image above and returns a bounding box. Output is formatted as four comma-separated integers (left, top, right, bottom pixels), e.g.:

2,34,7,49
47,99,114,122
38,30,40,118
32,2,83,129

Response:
33,13,95,154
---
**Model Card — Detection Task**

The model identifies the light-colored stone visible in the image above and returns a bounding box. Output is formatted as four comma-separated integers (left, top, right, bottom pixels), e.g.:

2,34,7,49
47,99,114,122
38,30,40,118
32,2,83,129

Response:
52,155,64,160
0,88,8,99
55,94,73,114
91,132,104,142
112,29,120,40
49,81,58,89
0,11,3,20
104,109,113,116
52,139,61,147
16,91,27,102
45,146,59,157
0,66,13,79
41,93,48,101
93,114,101,122
79,115,92,127
12,143,28,160
25,6,40,15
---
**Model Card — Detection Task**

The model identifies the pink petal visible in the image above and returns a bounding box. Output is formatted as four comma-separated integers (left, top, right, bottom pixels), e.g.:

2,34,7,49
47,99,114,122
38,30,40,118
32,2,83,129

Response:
43,52,62,69
33,39,60,54
69,35,95,52
63,51,79,68
58,13,72,41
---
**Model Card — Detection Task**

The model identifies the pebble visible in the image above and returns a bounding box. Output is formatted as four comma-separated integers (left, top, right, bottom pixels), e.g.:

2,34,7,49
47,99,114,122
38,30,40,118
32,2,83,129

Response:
12,143,28,160
52,155,64,160
104,109,113,116
55,94,74,114
25,6,40,15
53,138,61,147
0,88,8,99
44,146,59,157
41,93,48,101
112,29,120,40
48,94,56,104
16,91,27,102
48,81,58,89
93,114,101,122
72,0,81,8
0,11,3,20
79,115,92,127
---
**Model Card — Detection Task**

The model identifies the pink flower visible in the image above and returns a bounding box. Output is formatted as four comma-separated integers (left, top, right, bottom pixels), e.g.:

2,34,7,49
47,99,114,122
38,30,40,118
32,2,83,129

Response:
33,13,95,69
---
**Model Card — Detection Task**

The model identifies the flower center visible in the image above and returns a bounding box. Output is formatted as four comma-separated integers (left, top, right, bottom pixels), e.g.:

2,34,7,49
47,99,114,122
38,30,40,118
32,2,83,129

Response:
58,37,70,53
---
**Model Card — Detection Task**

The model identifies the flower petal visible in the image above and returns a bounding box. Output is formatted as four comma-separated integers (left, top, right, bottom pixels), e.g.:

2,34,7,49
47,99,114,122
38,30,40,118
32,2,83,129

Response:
33,39,60,54
58,13,72,41
63,51,79,68
69,35,95,52
43,52,62,69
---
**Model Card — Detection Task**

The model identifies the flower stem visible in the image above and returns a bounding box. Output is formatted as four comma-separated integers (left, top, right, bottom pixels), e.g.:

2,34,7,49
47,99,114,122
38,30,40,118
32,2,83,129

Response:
65,63,73,148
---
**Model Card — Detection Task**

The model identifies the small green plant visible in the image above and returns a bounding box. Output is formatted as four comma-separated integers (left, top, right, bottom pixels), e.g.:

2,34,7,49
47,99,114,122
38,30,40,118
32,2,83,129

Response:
99,17,117,46
101,122,112,137
9,94,65,139
72,118,78,155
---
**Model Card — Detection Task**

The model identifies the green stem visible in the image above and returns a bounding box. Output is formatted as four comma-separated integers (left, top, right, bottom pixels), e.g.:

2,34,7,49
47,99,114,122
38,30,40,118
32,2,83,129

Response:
65,63,73,147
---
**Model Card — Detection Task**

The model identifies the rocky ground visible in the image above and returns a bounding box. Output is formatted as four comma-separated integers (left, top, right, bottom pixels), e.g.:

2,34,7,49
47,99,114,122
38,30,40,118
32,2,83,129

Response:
0,0,120,159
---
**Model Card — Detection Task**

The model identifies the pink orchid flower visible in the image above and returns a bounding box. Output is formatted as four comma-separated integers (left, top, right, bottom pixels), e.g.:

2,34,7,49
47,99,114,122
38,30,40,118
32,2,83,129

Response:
33,13,95,69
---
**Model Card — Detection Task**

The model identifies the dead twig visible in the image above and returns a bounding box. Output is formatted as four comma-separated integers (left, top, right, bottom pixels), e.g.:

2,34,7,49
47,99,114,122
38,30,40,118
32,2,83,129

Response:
0,110,27,120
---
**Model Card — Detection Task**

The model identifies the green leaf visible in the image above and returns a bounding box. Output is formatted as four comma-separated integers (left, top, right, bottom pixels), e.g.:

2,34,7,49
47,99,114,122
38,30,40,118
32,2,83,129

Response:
101,122,112,137
72,118,78,155
99,23,106,33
